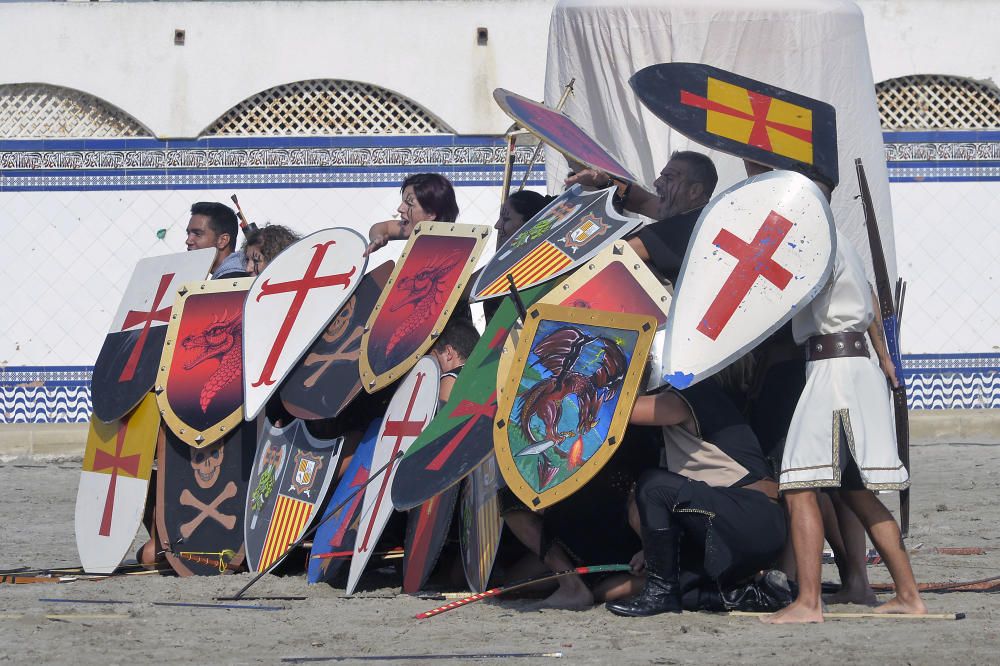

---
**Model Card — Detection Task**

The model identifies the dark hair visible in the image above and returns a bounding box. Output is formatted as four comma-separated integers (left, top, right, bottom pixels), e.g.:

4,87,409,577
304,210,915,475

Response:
670,151,719,198
191,202,239,251
242,224,301,262
507,190,554,222
432,317,481,362
401,173,459,222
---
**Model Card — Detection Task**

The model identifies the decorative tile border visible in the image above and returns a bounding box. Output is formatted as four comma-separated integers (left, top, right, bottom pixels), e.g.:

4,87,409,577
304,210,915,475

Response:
0,136,546,191
2,355,996,422
884,130,1000,182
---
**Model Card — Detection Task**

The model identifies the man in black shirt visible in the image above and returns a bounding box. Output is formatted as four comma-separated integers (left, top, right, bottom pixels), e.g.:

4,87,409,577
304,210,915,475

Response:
566,150,718,284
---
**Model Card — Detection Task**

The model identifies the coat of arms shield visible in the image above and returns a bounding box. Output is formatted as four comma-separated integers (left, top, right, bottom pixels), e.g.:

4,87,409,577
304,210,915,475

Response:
156,278,253,448
661,171,835,389
360,223,488,393
494,304,656,511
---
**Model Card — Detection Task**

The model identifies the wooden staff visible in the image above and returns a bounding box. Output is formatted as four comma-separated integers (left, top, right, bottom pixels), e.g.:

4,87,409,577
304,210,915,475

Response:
415,564,629,619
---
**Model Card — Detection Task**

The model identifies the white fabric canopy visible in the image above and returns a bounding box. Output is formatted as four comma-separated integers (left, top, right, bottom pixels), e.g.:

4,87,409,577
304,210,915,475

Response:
544,0,896,283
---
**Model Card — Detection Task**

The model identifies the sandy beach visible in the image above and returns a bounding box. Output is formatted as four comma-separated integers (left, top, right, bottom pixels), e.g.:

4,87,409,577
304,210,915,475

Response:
1,438,998,665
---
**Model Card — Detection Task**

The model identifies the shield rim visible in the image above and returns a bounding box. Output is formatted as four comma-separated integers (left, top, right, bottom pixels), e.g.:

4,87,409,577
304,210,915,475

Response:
155,277,253,449
359,222,489,394
492,87,637,183
493,303,657,511
459,455,504,594
242,227,368,422
245,417,344,574
470,184,641,302
628,61,839,186
663,170,837,388
91,248,215,424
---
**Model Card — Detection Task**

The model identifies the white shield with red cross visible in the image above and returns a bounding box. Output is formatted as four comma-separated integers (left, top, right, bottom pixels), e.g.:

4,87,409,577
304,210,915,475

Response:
346,355,440,595
91,248,215,423
243,228,368,421
661,170,835,389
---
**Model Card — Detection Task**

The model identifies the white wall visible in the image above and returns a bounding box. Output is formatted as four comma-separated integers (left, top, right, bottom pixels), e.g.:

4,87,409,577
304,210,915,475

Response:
0,0,555,138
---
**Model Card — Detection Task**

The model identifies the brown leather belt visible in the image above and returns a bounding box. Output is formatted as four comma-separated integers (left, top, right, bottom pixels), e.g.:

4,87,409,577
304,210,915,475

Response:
805,332,869,362
742,478,779,501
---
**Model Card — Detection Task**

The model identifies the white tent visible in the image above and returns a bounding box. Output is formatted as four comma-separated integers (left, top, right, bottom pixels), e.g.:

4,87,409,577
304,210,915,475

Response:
544,0,896,282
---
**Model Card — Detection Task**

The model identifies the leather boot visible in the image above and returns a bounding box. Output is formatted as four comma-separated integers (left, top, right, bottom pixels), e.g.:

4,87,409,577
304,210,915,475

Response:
606,527,682,617
721,570,794,612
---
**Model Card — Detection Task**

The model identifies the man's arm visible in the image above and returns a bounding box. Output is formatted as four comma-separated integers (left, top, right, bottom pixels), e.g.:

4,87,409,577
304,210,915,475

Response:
629,390,695,433
867,285,899,388
565,168,660,219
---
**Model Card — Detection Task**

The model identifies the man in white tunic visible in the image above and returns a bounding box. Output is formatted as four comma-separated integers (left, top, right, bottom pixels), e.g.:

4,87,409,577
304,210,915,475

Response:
764,228,925,623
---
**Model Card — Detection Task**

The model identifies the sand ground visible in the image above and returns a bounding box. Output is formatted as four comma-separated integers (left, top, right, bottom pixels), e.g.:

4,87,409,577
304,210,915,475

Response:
1,439,998,665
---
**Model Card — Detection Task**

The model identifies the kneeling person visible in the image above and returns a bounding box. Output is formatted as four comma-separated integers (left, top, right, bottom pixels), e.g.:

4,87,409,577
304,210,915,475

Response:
608,379,789,616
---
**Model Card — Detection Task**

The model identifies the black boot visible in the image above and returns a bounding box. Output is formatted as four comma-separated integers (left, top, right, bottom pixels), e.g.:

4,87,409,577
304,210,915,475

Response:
721,570,794,612
605,527,682,617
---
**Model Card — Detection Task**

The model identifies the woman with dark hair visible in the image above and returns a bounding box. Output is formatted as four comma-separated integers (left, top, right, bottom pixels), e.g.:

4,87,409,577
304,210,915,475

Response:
242,224,301,277
365,173,459,254
494,189,552,248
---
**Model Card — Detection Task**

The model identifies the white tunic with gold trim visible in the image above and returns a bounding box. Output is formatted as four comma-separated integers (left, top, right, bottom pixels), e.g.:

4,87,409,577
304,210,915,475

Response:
779,232,909,491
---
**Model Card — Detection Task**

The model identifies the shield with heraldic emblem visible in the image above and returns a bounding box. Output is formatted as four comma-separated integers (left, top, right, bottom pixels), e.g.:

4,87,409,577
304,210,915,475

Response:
360,223,488,393
661,171,835,389
629,62,839,186
494,304,656,511
91,248,215,423
156,278,253,448
75,393,161,573
244,418,342,574
242,228,367,421
471,185,640,302
493,88,637,184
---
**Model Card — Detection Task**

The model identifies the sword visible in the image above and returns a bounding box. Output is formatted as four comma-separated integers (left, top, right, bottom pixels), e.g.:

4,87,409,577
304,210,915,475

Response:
854,158,910,536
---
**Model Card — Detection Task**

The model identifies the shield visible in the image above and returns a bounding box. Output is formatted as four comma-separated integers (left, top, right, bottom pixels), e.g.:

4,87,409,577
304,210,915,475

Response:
91,248,215,423
280,261,394,420
494,304,656,510
243,228,368,421
459,455,504,593
493,88,637,183
156,277,253,448
471,184,640,302
526,240,673,391
307,418,381,585
360,222,489,393
661,171,835,389
347,355,441,594
74,393,160,573
390,283,552,512
402,484,459,593
244,418,343,574
155,424,253,576
629,62,839,186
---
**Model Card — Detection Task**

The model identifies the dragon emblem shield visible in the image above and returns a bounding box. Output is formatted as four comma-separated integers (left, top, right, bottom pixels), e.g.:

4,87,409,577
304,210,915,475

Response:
494,304,656,511
156,278,253,448
360,223,489,393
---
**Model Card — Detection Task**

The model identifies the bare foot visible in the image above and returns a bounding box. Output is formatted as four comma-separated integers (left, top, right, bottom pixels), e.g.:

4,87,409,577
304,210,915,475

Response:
872,595,927,615
761,599,824,624
528,576,594,610
136,538,161,570
823,584,877,606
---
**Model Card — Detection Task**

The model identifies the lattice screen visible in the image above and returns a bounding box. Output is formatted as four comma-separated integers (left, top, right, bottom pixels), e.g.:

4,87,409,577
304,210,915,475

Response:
203,79,451,136
877,75,1000,130
0,83,150,139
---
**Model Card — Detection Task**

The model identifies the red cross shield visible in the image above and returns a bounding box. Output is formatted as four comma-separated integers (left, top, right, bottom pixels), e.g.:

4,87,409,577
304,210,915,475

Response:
242,228,367,420
661,171,835,389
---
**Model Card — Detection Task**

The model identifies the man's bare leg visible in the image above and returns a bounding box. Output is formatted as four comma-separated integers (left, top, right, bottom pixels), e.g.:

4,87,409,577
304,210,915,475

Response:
824,491,877,605
762,488,824,624
839,490,926,615
504,510,593,610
